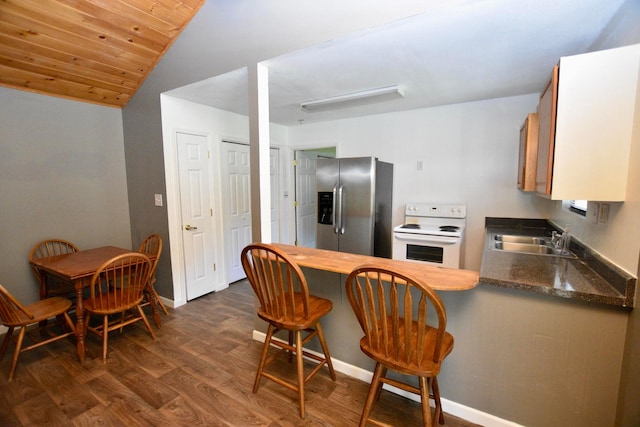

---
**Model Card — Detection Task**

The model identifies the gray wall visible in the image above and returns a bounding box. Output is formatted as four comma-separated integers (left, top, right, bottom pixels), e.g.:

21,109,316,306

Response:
0,87,132,303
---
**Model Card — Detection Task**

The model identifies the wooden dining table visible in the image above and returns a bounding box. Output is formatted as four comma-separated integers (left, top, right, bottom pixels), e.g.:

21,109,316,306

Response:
29,246,158,363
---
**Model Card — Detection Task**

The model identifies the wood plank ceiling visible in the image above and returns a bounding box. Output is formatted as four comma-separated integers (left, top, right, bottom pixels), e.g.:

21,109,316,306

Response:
0,0,205,108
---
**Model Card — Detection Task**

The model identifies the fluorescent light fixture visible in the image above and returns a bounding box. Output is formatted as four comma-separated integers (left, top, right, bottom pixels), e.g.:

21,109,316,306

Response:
300,85,404,112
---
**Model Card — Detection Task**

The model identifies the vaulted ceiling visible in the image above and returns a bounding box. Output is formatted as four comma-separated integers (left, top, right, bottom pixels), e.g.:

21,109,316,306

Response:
0,0,205,108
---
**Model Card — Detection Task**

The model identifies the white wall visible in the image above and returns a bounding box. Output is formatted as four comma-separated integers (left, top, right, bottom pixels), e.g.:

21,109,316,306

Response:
287,94,553,271
0,87,132,303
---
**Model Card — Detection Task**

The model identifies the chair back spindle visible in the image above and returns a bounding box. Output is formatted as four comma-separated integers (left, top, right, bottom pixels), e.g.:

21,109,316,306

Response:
346,265,450,376
0,285,35,325
29,239,79,299
242,245,311,323
89,254,151,313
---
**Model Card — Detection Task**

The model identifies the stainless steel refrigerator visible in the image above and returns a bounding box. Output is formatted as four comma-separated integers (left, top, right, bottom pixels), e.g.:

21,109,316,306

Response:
316,157,393,258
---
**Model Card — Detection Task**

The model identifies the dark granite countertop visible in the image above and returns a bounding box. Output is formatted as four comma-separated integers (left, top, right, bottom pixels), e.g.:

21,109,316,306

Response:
480,218,636,308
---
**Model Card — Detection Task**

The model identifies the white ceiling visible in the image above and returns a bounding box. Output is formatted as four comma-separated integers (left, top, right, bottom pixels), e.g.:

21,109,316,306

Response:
166,0,627,126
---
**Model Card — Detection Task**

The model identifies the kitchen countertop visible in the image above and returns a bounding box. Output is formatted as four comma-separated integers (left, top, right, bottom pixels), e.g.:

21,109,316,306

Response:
272,243,479,291
480,218,636,308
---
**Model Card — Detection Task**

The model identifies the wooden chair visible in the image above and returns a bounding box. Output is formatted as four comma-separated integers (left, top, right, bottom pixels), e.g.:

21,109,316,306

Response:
29,239,79,300
241,243,336,418
0,284,76,381
345,264,454,427
84,253,155,363
138,234,168,326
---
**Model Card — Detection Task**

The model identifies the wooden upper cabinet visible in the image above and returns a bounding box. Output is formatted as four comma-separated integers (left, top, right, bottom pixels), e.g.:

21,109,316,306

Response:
534,44,640,201
535,66,558,196
518,112,539,192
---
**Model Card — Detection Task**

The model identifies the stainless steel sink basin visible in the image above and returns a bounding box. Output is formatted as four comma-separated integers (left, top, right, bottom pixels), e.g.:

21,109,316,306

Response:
493,241,556,255
492,234,576,257
494,234,548,245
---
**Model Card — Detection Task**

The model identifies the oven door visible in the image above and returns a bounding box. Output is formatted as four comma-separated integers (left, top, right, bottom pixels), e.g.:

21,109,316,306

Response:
392,232,461,268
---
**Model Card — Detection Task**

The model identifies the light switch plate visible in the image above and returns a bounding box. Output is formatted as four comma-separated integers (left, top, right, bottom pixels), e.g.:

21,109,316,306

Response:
154,194,163,207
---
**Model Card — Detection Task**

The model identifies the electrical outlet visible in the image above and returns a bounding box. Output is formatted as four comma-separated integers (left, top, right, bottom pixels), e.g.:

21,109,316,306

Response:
598,203,610,224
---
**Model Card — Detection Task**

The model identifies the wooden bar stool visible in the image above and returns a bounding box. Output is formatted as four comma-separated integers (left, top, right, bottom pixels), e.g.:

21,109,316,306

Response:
241,243,336,418
345,264,454,427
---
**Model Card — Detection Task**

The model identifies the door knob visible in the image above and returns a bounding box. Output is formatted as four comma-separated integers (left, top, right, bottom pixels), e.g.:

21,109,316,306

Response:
184,224,198,230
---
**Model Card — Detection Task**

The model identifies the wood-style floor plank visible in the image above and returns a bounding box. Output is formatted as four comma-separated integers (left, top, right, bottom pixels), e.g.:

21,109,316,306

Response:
0,280,481,426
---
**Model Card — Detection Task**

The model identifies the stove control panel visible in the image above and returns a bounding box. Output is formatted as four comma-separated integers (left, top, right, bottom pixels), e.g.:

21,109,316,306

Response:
405,203,467,219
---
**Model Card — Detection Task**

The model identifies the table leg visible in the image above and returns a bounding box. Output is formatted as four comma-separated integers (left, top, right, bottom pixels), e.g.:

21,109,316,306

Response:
74,280,86,363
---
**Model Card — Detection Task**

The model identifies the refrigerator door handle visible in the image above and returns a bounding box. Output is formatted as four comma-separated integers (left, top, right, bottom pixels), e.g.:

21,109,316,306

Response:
338,184,345,234
332,185,339,234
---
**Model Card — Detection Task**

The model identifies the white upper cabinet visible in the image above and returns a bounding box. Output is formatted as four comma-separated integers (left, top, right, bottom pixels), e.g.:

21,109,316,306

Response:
536,44,640,201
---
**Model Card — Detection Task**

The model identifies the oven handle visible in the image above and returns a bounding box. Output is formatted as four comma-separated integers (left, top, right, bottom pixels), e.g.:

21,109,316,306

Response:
393,233,460,245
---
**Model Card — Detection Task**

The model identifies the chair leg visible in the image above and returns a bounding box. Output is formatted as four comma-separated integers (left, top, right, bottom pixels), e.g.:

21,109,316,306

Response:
419,376,433,427
295,329,305,418
136,305,156,340
360,362,385,427
150,286,169,316
374,366,388,401
0,326,14,360
254,324,275,393
8,327,27,382
287,330,294,362
102,315,109,363
63,312,76,334
431,376,445,425
315,322,336,380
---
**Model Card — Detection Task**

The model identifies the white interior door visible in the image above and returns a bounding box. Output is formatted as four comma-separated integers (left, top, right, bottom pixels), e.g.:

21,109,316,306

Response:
177,132,216,300
221,142,252,283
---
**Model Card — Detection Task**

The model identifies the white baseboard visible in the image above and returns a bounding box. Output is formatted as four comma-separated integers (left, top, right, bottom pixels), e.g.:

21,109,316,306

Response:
252,330,522,427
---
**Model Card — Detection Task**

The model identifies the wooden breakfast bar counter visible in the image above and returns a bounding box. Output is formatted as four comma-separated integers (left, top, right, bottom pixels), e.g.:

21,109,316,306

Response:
272,243,479,291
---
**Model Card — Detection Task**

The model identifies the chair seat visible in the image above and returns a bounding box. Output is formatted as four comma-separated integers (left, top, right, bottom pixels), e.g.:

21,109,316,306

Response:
257,293,333,330
2,297,73,327
83,292,144,315
360,324,454,378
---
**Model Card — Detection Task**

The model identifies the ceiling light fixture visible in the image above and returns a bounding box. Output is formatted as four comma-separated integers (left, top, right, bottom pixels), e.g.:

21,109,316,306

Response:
300,85,404,112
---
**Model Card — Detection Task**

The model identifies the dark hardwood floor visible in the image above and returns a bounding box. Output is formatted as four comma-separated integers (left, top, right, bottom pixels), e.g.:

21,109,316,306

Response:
0,280,481,426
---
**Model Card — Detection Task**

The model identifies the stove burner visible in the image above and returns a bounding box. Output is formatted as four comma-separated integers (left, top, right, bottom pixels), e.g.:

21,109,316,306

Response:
401,224,420,229
439,225,460,232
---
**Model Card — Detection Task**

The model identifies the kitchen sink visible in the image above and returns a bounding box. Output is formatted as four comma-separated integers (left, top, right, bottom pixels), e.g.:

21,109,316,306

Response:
493,241,556,255
494,234,548,245
492,234,576,257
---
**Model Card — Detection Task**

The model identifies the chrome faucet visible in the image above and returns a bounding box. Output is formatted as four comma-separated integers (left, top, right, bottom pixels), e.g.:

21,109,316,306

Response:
551,226,571,255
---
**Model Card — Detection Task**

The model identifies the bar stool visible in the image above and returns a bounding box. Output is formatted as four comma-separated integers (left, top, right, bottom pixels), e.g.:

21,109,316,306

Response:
241,243,336,418
345,264,454,427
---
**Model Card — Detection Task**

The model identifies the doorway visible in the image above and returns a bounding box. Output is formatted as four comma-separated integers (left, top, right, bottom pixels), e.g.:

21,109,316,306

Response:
294,147,336,248
221,140,281,283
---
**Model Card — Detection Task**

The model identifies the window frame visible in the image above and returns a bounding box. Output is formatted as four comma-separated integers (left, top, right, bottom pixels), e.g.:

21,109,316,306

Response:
569,199,587,216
